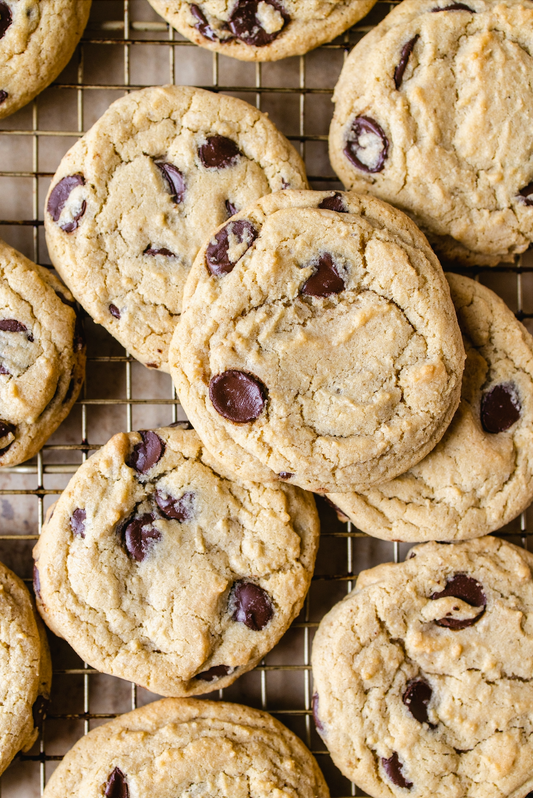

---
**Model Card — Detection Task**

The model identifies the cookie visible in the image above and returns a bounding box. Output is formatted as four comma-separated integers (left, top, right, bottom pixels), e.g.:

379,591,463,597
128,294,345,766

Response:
44,85,308,372
33,425,319,697
41,698,329,798
327,274,533,541
170,189,465,493
147,0,377,61
329,0,533,266
0,558,52,776
0,238,85,467
0,0,91,120
312,536,533,798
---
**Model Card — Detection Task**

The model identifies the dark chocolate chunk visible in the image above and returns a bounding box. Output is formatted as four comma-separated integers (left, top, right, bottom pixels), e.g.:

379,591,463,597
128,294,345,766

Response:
155,161,186,204
190,4,221,42
0,319,27,333
481,383,521,434
0,2,12,39
519,183,533,206
206,219,258,277
199,136,241,169
155,489,195,521
278,472,293,479
231,580,273,631
394,35,420,89
32,695,50,729
47,174,86,230
33,564,41,599
431,573,486,629
228,0,289,47
403,678,432,725
209,370,267,423
312,693,325,735
344,116,389,173
225,199,238,217
196,664,232,681
70,508,86,538
104,767,129,798
432,2,475,9
123,513,161,562
318,193,348,213
109,304,121,319
0,364,9,375
144,246,177,257
301,253,345,298
382,752,413,789
126,430,165,474
0,90,7,105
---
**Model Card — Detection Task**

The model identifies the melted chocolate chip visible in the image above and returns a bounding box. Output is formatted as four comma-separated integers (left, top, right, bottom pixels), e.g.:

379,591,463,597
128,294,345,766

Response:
210,370,267,423
225,199,238,217
206,219,258,277
61,201,87,233
32,695,49,729
126,430,165,474
190,4,220,42
318,193,348,213
403,678,432,724
432,2,475,9
70,508,86,538
0,364,9,375
156,161,186,204
199,136,241,169
231,580,273,631
196,664,232,681
431,573,486,629
0,420,15,441
382,753,413,790
312,693,325,734
144,246,176,257
168,420,193,429
481,384,521,433
122,513,161,562
278,472,293,479
47,174,86,228
519,183,533,205
344,116,389,173
228,0,290,47
0,91,7,105
109,304,121,319
394,35,420,89
0,319,27,333
301,253,345,298
33,564,41,599
155,489,195,521
0,2,12,39
104,767,129,798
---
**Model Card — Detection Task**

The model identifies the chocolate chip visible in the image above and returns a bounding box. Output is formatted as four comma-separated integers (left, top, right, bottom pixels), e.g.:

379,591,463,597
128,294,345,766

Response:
278,472,293,479
32,695,50,729
228,0,289,47
0,319,27,333
344,116,389,173
301,253,345,298
481,384,521,433
231,580,273,631
190,4,221,42
519,183,533,205
0,420,15,441
0,2,12,39
403,678,433,724
312,693,325,734
432,3,475,9
126,430,165,474
104,767,129,798
225,199,238,217
394,35,420,89
155,161,186,204
382,752,413,790
109,304,121,319
144,246,176,257
70,508,86,538
196,664,232,681
206,219,258,277
61,201,87,233
47,174,86,231
0,91,7,105
33,564,41,599
0,364,9,375
168,420,193,429
209,370,267,423
431,573,486,629
155,489,195,521
199,136,241,169
318,193,348,213
122,513,161,562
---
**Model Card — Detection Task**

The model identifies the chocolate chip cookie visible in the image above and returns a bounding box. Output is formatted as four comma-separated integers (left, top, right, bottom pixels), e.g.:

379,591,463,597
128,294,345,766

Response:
0,1,91,120
147,0,377,61
328,274,533,541
312,536,533,798
0,558,51,777
170,189,464,493
0,238,85,467
41,698,330,798
330,0,533,266
33,425,319,696
45,85,308,371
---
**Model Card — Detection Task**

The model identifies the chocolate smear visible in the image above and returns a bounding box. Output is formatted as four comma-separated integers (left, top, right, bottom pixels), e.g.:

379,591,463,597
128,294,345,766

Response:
431,573,486,629
144,246,177,257
190,4,221,42
432,3,475,10
70,508,86,538
403,678,433,725
344,116,389,173
228,0,290,47
394,35,420,89
47,174,86,226
155,489,195,521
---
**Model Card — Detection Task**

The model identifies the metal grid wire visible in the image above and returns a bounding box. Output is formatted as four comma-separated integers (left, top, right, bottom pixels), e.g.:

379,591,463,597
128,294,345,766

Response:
0,1,532,795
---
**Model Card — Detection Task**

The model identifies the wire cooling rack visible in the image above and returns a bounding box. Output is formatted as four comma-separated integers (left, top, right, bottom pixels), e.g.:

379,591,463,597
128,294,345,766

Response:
1,1,533,795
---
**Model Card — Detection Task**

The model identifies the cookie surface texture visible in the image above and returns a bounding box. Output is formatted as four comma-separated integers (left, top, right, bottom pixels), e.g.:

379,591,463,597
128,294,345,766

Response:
42,698,330,798
312,536,533,798
328,274,533,541
329,0,533,266
170,189,464,493
147,0,377,61
0,238,85,467
0,0,91,120
44,85,308,371
33,426,319,696
0,559,52,776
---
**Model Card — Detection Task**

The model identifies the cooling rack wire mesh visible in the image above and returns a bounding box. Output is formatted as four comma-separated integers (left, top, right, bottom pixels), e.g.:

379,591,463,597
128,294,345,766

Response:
1,1,533,795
